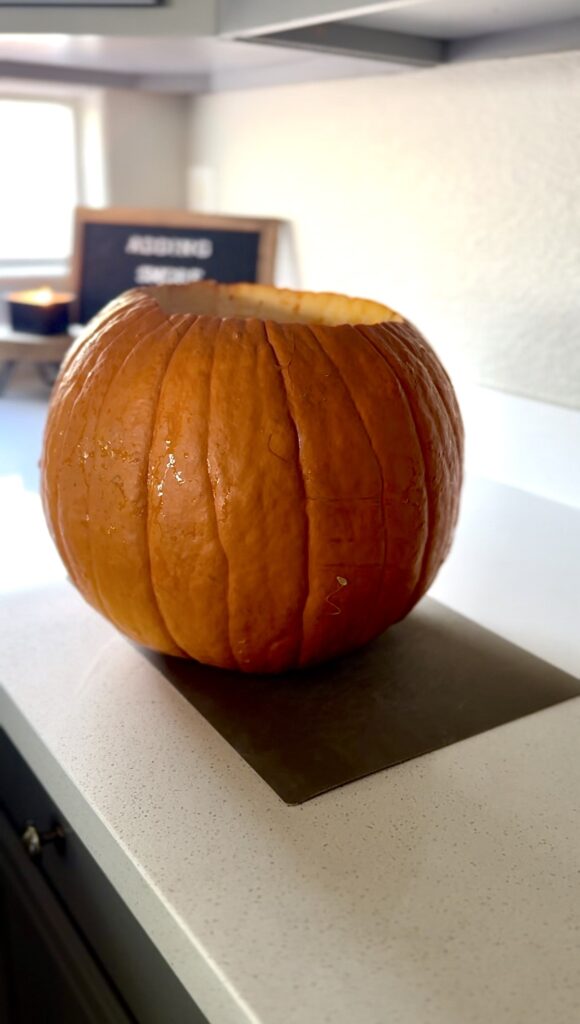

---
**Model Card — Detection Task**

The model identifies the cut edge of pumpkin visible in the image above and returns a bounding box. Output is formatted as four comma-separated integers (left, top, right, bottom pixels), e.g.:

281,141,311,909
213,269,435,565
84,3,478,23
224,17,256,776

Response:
145,281,404,328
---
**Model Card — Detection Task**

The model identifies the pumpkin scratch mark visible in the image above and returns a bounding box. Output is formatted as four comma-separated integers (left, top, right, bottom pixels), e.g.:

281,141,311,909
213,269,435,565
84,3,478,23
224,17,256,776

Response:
325,575,348,615
274,342,295,373
267,432,290,463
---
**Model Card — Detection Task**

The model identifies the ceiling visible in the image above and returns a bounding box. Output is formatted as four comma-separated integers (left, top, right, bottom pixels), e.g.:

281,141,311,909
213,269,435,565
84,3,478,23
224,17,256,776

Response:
0,1,579,93
345,0,580,41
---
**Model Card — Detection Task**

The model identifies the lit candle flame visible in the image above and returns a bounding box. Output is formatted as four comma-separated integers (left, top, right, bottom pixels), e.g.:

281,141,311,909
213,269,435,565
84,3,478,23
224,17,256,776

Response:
33,287,55,306
8,285,74,309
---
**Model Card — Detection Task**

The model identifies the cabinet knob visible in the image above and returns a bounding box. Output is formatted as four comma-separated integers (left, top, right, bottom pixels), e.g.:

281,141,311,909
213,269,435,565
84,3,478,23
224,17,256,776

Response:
21,821,66,857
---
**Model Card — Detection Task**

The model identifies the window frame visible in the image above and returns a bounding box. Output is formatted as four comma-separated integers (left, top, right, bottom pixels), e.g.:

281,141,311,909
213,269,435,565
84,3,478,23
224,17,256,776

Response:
0,90,86,276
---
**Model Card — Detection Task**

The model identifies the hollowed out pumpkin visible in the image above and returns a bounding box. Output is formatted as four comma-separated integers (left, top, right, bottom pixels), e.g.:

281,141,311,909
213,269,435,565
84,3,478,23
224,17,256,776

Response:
41,282,463,673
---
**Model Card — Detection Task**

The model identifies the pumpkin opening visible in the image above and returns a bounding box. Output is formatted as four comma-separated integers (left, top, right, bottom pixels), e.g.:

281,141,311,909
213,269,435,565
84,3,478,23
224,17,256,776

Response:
149,282,403,327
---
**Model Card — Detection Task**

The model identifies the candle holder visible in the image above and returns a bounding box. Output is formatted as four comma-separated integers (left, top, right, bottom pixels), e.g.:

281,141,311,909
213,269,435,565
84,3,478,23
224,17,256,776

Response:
7,288,74,335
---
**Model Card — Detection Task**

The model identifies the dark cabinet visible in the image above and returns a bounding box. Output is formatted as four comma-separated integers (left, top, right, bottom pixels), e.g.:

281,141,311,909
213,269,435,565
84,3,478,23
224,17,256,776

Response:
0,730,208,1024
0,800,134,1023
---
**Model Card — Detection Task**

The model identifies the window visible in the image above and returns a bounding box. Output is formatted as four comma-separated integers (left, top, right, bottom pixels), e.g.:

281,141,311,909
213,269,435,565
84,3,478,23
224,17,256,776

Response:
0,98,79,264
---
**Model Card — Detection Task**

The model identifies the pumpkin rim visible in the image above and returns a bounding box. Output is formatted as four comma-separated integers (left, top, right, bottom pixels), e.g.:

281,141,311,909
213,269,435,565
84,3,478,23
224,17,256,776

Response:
142,281,404,328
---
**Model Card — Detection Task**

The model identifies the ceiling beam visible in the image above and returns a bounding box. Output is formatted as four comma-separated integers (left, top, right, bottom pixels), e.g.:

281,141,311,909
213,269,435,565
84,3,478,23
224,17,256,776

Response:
0,60,209,93
252,21,442,65
219,0,420,38
449,16,580,62
0,60,138,89
249,22,443,67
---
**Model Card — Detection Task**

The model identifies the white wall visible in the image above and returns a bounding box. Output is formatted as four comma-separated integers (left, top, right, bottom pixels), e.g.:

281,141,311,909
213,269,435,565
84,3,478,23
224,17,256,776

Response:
102,89,189,208
189,51,580,410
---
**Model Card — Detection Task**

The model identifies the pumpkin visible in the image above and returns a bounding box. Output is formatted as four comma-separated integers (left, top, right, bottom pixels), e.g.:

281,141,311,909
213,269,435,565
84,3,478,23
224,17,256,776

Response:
41,282,463,673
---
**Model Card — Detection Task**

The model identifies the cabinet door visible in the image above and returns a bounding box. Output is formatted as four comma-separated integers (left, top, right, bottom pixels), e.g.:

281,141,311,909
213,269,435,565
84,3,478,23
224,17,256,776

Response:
0,804,135,1024
0,730,208,1024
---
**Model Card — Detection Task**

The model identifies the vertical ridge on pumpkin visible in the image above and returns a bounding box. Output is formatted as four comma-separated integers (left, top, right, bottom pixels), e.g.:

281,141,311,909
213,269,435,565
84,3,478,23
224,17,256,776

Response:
371,321,457,611
146,316,236,668
263,321,311,667
41,295,148,574
388,323,456,597
205,318,237,669
252,320,309,670
306,323,387,645
266,321,384,666
87,312,192,654
395,323,464,544
206,318,307,672
142,320,199,658
397,325,463,465
53,299,159,611
314,323,428,634
85,315,167,619
358,324,434,619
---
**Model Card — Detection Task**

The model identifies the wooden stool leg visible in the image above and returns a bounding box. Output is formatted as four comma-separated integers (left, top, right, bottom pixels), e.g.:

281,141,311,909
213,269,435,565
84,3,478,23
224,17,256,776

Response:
0,361,16,397
36,362,61,389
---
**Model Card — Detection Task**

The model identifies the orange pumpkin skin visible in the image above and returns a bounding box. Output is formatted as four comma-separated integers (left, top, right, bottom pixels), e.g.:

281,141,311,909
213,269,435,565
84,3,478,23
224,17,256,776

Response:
41,283,463,673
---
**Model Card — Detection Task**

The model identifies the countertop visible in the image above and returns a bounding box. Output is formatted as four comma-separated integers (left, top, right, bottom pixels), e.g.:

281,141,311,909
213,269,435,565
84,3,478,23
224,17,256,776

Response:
2,582,580,1024
2,384,580,1023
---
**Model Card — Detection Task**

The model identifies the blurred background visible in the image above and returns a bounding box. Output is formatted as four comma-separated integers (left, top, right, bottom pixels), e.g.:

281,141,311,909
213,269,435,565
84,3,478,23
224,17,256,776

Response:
0,0,579,674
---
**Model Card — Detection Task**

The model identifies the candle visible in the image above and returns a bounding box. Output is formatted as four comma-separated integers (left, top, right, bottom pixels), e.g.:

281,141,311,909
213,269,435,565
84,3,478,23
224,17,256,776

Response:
8,287,75,335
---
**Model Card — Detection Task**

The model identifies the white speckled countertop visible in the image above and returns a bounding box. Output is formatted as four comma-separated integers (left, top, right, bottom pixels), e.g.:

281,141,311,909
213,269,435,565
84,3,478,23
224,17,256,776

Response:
2,580,580,1024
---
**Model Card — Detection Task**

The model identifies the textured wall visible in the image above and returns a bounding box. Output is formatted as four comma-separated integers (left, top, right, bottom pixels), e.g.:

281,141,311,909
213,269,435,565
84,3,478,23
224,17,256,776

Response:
189,52,580,408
